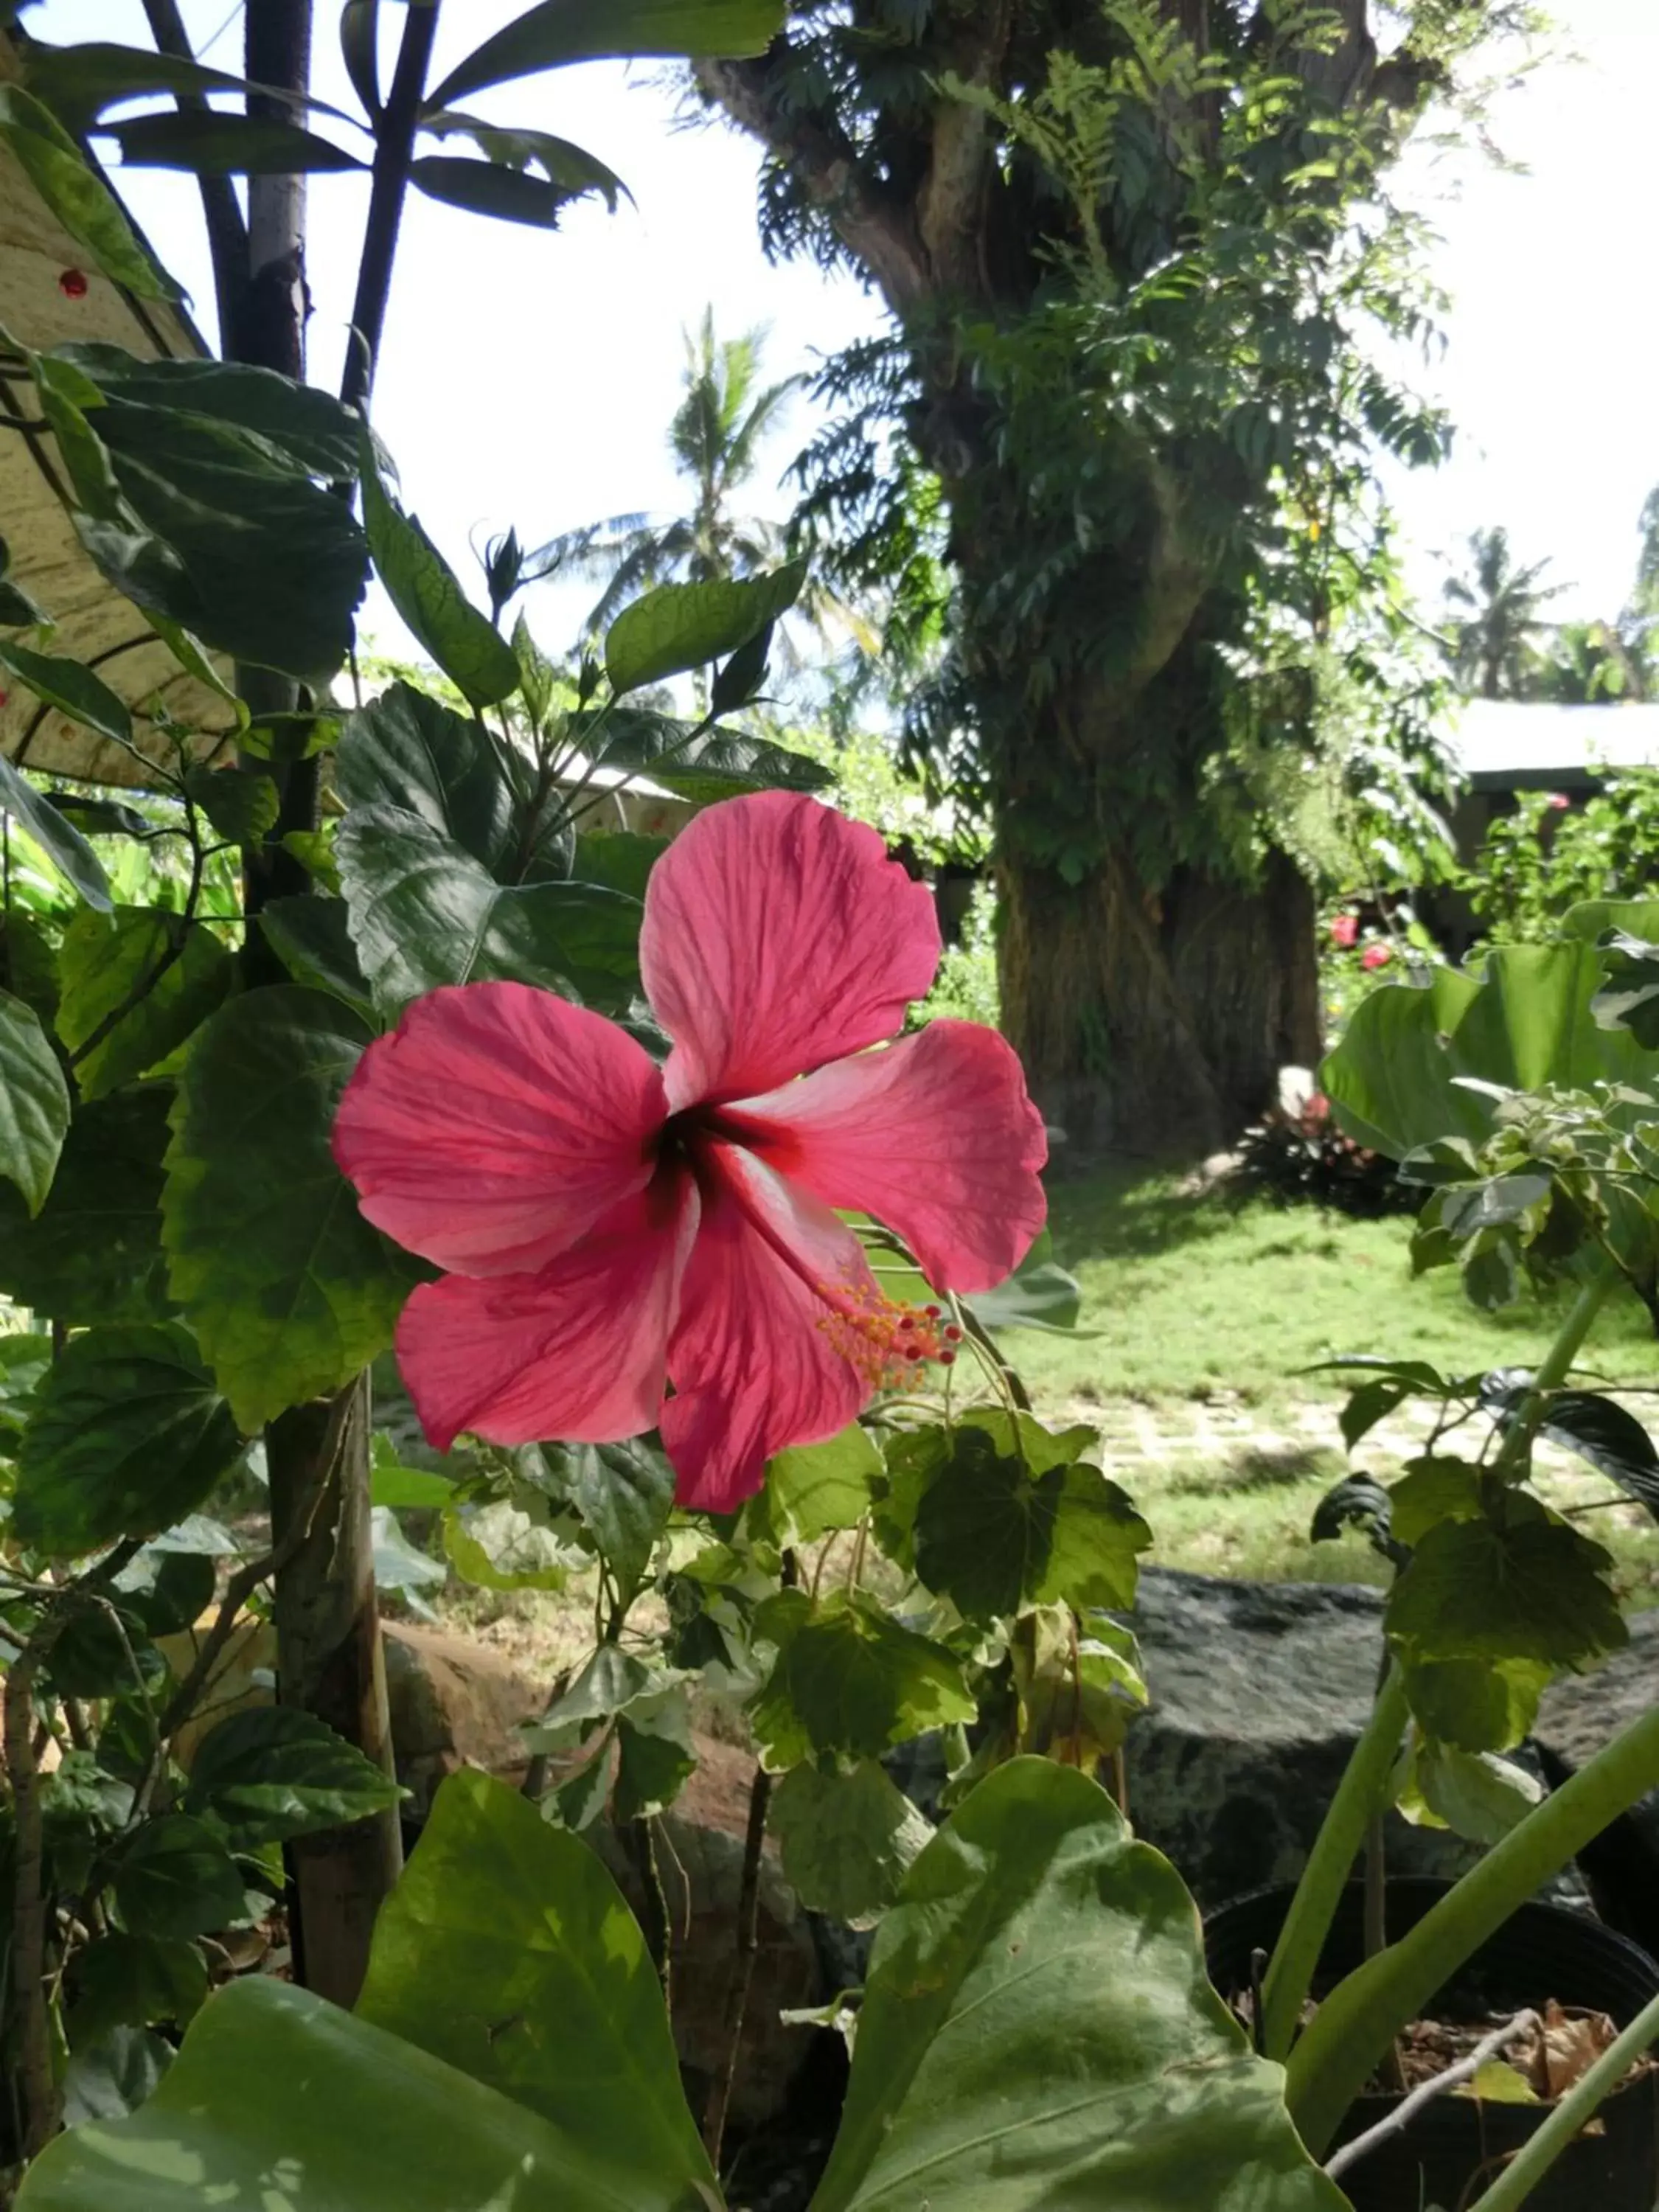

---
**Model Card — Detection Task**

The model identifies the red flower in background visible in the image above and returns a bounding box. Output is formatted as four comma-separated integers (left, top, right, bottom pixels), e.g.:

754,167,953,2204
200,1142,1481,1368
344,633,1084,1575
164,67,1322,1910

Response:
58,268,88,299
1329,914,1359,949
1361,942,1391,971
334,793,1048,1512
1546,792,1572,811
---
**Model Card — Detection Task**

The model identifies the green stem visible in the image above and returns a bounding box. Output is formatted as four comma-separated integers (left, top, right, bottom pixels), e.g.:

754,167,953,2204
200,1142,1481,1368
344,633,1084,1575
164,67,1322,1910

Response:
1259,1664,1410,2062
1464,1987,1659,2212
1286,1697,1659,2155
1491,1263,1617,1478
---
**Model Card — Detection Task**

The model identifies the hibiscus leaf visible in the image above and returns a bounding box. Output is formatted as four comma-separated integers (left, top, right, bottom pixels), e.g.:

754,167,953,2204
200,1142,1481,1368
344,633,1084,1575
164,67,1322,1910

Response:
603,563,807,695
442,1499,577,1592
750,1593,975,1766
0,990,70,1217
0,754,113,911
1535,1390,1659,1520
359,442,521,709
762,1422,883,1545
965,1232,1086,1335
770,1759,932,1928
55,907,234,1101
580,705,830,803
0,85,172,297
0,636,132,748
1386,1493,1627,1677
13,1323,243,1556
336,682,525,874
0,1088,175,1324
161,988,421,1429
110,1815,246,1942
184,1708,405,1847
613,1691,697,1823
337,804,641,1015
257,897,373,1018
537,1437,675,1607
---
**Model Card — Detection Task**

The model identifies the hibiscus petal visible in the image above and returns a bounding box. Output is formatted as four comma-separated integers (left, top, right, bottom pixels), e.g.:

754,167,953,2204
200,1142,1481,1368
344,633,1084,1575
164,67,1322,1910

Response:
661,1145,870,1513
640,791,941,1109
333,981,665,1276
728,1020,1049,1293
396,1175,698,1453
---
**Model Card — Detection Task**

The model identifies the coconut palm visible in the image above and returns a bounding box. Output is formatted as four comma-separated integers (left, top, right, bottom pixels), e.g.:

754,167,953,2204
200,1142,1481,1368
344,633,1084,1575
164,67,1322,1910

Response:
1440,526,1567,699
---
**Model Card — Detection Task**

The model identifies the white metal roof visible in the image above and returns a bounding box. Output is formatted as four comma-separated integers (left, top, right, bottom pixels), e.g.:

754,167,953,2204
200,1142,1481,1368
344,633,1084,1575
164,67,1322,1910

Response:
1445,698,1659,790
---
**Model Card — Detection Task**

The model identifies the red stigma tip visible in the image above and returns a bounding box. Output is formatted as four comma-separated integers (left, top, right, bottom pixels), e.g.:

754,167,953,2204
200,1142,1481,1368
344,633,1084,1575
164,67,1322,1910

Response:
939,1349,957,1366
943,1324,962,1343
923,1304,941,1319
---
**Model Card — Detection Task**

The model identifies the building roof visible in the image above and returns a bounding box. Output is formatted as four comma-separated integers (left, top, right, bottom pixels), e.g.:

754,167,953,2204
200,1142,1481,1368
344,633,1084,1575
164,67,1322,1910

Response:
0,31,234,787
1445,698,1659,793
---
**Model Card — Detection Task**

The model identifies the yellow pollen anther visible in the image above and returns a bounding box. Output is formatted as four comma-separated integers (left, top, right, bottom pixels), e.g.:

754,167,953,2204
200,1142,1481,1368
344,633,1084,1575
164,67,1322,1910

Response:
815,1278,955,1390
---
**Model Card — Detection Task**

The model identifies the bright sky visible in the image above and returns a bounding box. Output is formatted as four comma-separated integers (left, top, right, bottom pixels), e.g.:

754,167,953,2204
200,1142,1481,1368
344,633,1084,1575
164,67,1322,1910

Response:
36,0,1659,653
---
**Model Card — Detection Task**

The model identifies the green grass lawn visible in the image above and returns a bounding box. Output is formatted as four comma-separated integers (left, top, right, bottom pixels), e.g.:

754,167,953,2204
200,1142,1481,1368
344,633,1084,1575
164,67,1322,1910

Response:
1011,1164,1659,1604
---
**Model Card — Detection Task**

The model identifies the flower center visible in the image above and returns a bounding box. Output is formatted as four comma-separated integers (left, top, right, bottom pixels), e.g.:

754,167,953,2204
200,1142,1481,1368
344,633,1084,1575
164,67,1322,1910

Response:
815,1284,961,1392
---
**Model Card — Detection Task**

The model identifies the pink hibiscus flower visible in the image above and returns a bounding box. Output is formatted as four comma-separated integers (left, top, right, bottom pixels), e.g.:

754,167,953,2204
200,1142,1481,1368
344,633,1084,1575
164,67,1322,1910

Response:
1361,942,1391,971
333,791,1048,1512
1329,914,1359,950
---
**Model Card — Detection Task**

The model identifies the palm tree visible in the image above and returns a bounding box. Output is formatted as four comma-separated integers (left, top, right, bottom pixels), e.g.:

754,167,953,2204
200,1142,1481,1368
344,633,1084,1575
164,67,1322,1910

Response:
1440,526,1567,699
531,310,803,636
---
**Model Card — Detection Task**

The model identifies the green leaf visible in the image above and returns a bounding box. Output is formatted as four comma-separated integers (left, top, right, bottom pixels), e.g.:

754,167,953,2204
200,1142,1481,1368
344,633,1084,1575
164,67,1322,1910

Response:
912,1424,1150,1619
1386,1457,1484,1548
359,442,521,709
372,1506,448,1615
1324,928,1659,1162
765,1422,882,1544
338,806,641,1013
1536,1391,1659,1520
1388,1495,1627,1677
55,906,233,1100
336,681,539,877
528,1645,655,1739
604,563,807,695
340,1,382,115
162,988,419,1429
0,532,48,627
751,1593,975,1767
111,1815,246,1941
23,40,359,133
185,1707,405,1847
13,1323,243,1555
0,637,131,747
66,1934,206,2049
0,86,171,296
257,894,373,1015
410,155,584,227
355,1768,718,2198
1402,1655,1551,1756
811,1757,1349,2212
422,113,627,210
370,1431,456,1509
770,1759,932,1928
443,1498,577,1592
428,0,786,107
613,1694,698,1823
583,706,830,803
0,1087,175,1323
965,1231,1085,1335
182,765,279,845
0,989,69,1215
20,1976,698,2212
546,1436,675,1605
105,110,366,173
53,345,364,481
1410,1742,1543,1846
0,754,113,909
573,830,667,899
1592,929,1659,1048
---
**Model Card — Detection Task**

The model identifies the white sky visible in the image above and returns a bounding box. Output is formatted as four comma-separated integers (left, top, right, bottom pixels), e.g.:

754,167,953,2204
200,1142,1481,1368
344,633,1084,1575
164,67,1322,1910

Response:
37,0,1659,654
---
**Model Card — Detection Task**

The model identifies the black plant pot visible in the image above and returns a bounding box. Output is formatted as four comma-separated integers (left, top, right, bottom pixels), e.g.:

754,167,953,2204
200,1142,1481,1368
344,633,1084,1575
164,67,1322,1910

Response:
1204,1879,1659,2212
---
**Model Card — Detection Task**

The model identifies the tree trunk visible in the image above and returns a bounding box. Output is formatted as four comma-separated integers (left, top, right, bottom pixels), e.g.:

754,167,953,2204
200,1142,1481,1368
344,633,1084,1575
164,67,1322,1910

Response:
999,838,1321,1158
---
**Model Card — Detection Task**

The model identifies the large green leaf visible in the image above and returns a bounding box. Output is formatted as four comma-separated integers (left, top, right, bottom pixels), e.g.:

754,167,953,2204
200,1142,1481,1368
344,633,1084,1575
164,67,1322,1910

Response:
1324,915,1659,1161
0,755,113,911
105,110,366,173
184,1707,405,1847
0,86,170,296
604,563,807,695
771,1759,933,1928
336,682,530,876
582,706,831,803
52,345,364,481
337,806,641,1012
536,1436,675,1605
765,1422,883,1544
360,445,521,709
257,896,373,1015
0,637,131,748
410,155,585,227
0,1088,174,1322
356,1770,717,2200
809,1758,1349,2212
0,989,69,1216
110,1815,246,1941
429,0,786,107
13,1322,243,1556
161,989,418,1429
15,1977,698,2212
55,906,234,1101
751,1593,976,1766
1386,1492,1627,1677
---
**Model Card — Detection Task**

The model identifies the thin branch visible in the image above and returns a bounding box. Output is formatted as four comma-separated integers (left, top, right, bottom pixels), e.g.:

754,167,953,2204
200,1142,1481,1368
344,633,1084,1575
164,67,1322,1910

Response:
1324,2008,1540,2183
139,0,250,345
702,1762,773,2173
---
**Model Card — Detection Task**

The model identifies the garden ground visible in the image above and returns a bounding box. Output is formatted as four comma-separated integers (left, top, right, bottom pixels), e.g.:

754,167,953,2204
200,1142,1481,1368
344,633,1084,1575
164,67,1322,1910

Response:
1016,1164,1659,1600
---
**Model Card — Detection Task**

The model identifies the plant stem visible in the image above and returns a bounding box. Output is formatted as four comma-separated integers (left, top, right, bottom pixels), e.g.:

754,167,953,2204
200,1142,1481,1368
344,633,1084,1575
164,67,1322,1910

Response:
1259,1663,1411,2063
1286,1697,1659,2156
1463,1989,1659,2212
702,1763,772,2173
1325,2007,1539,2184
3,1644,56,2164
340,1,440,422
139,0,248,346
1491,1262,1618,1478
